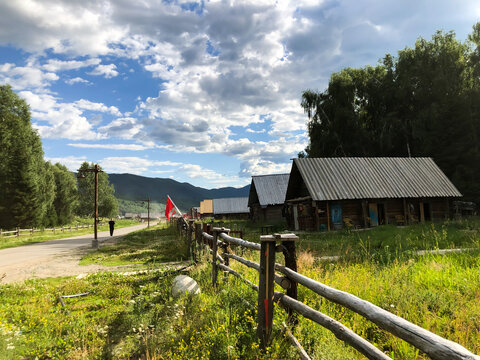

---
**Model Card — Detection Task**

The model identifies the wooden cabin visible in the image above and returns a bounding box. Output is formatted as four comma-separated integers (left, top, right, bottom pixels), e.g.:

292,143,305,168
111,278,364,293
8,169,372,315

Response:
213,197,249,220
248,174,289,222
285,158,462,231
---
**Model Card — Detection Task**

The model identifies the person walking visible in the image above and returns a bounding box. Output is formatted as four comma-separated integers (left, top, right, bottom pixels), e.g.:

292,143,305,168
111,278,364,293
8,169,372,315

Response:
108,218,115,236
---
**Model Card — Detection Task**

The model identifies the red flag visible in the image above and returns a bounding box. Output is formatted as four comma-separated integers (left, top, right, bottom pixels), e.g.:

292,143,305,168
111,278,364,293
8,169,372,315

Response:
165,196,174,220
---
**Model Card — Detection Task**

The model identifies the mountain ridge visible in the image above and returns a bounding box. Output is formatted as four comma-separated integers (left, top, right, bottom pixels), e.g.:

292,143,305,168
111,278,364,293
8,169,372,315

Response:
108,173,250,211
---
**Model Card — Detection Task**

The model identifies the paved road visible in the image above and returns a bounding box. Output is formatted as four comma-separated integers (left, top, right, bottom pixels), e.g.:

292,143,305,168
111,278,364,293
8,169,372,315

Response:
0,222,157,283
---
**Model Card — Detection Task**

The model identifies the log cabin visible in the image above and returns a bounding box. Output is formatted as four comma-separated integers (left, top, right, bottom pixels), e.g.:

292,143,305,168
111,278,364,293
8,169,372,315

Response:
285,158,462,231
248,174,289,223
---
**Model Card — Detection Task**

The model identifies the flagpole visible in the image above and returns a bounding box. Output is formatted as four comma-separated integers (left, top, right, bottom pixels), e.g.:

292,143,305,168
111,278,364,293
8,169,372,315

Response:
167,195,183,216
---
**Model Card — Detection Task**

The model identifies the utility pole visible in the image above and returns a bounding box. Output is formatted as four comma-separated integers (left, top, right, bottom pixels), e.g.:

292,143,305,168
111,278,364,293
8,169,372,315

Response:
77,164,104,248
142,198,150,228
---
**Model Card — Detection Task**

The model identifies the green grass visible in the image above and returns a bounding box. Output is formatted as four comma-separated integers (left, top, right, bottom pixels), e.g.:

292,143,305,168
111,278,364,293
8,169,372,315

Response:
80,224,189,266
0,219,141,250
1,220,480,359
206,218,480,259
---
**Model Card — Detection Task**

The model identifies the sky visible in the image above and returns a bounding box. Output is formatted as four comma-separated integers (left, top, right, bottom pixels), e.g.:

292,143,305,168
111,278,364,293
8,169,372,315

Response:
0,0,479,189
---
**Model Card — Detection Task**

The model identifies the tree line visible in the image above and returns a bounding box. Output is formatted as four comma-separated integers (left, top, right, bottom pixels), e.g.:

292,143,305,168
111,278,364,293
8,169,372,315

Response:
301,23,480,204
0,85,118,230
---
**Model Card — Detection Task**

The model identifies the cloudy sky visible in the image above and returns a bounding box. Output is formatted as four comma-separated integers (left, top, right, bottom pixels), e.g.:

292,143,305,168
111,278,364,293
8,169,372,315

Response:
1,0,479,188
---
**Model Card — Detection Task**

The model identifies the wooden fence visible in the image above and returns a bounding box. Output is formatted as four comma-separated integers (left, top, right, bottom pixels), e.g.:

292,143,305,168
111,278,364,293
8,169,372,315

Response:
0,223,106,238
177,218,480,360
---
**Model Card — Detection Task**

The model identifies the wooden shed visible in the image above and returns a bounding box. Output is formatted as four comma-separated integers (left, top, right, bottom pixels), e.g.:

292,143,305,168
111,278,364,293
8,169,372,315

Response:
248,174,289,222
213,197,249,220
285,158,462,231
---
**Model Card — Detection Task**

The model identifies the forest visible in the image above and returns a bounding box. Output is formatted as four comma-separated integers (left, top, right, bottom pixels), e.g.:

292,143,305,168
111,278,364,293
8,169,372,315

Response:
301,24,480,204
0,85,118,229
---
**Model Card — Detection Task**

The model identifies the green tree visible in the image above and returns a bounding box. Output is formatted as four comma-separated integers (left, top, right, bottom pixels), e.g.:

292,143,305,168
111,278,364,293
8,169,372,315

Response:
52,163,78,225
41,161,57,227
302,25,480,204
77,162,118,218
0,85,47,229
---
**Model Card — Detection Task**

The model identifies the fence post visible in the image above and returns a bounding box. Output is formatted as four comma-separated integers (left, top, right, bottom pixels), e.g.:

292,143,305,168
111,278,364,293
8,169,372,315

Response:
16,227,19,237
212,228,219,288
31,227,34,235
188,219,195,262
195,222,202,260
280,234,299,324
212,227,229,288
257,235,277,349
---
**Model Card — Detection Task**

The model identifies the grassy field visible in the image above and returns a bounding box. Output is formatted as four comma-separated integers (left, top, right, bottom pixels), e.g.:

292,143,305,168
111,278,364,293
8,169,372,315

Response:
211,217,480,258
0,220,479,359
0,219,141,250
80,224,190,267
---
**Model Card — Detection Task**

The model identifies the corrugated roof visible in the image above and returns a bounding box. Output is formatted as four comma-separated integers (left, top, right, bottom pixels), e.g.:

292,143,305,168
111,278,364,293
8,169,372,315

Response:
200,199,213,214
292,157,462,201
250,174,290,206
213,197,249,214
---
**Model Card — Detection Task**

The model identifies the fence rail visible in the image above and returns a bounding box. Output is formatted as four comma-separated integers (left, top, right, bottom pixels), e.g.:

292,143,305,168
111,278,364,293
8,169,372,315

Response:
0,223,106,238
177,218,480,360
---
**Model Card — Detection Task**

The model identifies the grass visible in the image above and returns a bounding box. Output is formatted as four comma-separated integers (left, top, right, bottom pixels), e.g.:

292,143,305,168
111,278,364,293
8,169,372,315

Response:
80,224,190,266
0,219,141,250
1,219,480,359
207,217,480,259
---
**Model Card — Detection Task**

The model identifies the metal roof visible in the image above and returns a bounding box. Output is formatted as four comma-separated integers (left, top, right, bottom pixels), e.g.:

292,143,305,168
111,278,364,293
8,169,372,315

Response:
292,157,462,201
213,197,249,214
250,174,290,206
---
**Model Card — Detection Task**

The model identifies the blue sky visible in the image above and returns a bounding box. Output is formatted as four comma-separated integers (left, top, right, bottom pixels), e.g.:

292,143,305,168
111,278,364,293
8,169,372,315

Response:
0,0,479,189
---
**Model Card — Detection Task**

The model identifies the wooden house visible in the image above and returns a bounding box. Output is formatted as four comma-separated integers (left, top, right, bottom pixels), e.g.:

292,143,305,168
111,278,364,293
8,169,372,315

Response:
285,158,462,231
248,174,289,222
213,197,249,220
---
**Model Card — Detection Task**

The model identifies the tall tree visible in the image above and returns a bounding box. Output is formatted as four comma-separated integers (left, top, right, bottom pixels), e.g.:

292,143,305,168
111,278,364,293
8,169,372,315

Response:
302,25,480,204
77,162,118,218
0,85,47,229
51,163,78,225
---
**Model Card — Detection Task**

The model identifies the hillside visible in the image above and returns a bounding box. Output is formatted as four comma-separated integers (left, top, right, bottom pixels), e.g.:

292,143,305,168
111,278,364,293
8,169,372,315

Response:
108,173,250,211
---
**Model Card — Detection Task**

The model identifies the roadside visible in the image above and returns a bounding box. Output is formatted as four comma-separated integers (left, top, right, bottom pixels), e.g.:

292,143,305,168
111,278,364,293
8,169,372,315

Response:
0,219,141,250
0,222,158,283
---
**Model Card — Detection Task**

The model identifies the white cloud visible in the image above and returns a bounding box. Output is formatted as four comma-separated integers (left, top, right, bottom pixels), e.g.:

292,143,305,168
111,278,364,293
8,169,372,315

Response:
98,117,142,139
65,77,91,85
68,143,151,151
18,91,123,141
45,155,88,171
88,64,118,78
42,58,100,72
99,157,180,174
0,63,58,90
74,99,121,116
0,1,126,56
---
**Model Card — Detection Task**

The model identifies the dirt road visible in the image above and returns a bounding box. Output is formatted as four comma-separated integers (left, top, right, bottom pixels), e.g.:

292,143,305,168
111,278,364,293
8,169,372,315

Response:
0,222,156,284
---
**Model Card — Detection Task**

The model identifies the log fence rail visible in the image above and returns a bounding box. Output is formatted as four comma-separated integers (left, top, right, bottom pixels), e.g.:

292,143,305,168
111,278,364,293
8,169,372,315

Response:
175,218,479,360
0,223,106,238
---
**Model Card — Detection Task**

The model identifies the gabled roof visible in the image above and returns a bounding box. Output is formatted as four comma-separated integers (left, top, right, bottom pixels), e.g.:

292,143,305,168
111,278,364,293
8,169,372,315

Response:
249,174,290,207
287,157,462,201
213,197,249,214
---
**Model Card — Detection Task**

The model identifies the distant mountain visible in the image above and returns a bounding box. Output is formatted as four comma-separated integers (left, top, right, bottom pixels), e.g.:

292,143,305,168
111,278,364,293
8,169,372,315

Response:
108,173,250,212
